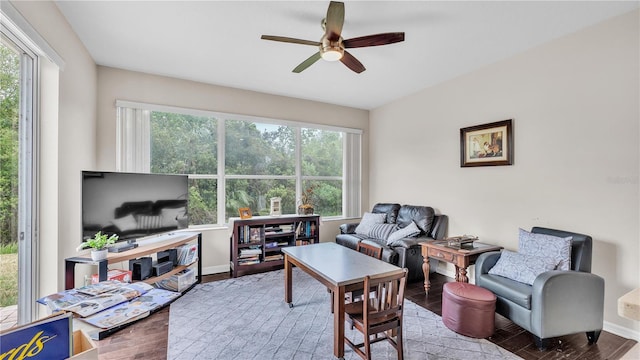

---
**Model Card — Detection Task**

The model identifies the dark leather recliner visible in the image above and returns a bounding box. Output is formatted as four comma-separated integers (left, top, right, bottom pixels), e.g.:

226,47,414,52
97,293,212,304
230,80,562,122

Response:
336,203,448,282
475,227,604,350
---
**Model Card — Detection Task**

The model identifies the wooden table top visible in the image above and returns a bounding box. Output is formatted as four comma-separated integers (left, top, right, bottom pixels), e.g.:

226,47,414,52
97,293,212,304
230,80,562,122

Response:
422,241,502,255
282,242,403,287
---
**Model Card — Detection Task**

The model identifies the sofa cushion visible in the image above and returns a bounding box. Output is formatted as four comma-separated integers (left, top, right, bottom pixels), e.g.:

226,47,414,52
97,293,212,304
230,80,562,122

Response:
478,273,534,309
519,228,572,271
368,223,397,241
488,250,557,285
371,203,401,224
396,205,435,234
387,221,421,245
355,212,386,235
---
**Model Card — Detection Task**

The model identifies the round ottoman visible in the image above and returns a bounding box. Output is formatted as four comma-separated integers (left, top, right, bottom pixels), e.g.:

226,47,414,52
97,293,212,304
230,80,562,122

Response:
442,282,496,338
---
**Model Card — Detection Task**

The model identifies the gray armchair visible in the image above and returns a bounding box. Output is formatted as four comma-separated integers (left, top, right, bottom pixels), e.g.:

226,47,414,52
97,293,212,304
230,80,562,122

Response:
475,227,604,350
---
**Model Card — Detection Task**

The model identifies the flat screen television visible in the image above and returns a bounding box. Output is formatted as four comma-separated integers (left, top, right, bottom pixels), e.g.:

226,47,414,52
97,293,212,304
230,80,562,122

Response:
82,171,189,243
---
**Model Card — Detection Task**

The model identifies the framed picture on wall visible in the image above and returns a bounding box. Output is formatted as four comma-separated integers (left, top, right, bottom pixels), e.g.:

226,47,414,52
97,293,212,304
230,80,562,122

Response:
460,119,513,167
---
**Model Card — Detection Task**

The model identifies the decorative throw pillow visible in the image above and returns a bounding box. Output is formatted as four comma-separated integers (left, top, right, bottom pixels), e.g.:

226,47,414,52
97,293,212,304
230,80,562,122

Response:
386,221,421,245
518,228,572,271
111,214,138,232
355,212,387,235
488,250,557,285
368,223,397,241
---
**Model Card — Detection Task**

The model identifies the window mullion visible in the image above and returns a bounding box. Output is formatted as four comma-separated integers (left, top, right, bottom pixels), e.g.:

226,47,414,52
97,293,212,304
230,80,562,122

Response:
217,118,226,225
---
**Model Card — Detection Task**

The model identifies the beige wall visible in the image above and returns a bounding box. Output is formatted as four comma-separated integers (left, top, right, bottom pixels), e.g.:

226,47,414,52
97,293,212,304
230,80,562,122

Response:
96,67,370,274
370,10,639,338
10,1,98,308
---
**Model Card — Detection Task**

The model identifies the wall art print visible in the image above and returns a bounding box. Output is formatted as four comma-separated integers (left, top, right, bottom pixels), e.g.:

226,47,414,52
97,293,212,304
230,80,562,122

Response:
460,119,513,167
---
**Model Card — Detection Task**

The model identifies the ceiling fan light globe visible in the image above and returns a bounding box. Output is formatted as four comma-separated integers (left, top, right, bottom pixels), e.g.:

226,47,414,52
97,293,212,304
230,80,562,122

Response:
321,49,343,61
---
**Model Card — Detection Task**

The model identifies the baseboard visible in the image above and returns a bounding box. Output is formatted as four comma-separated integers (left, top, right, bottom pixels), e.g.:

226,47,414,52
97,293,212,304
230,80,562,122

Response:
604,320,640,341
202,264,229,275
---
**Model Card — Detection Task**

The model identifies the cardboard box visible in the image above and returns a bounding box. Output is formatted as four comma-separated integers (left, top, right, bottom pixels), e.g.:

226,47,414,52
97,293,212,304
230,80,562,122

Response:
68,330,97,359
91,269,132,284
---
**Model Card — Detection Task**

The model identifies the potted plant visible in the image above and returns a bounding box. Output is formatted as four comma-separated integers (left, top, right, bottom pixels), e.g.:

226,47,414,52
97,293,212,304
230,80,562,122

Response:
77,231,118,261
298,185,315,215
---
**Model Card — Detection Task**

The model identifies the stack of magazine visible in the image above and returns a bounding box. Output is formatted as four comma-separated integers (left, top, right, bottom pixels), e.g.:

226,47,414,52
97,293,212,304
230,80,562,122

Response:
37,280,180,329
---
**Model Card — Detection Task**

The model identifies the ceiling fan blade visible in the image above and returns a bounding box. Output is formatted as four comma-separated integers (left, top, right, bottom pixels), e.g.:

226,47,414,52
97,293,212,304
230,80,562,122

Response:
325,1,345,41
293,52,322,73
343,32,405,48
340,51,366,74
261,35,321,46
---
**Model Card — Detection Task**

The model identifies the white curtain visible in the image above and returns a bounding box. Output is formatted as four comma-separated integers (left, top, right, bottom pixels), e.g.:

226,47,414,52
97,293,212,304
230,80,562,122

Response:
344,132,362,217
116,106,151,173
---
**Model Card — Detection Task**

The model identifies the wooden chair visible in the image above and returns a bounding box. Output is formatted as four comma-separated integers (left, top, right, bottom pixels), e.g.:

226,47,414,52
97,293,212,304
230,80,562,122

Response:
356,241,383,260
331,241,384,312
344,269,408,360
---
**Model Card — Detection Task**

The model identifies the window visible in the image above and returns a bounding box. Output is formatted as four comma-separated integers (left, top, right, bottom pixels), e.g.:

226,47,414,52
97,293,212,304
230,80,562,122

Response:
117,102,362,224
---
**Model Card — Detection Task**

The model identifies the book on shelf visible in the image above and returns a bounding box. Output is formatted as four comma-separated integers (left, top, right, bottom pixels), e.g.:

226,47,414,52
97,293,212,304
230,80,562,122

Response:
176,243,198,265
238,259,260,265
264,254,283,262
239,247,262,257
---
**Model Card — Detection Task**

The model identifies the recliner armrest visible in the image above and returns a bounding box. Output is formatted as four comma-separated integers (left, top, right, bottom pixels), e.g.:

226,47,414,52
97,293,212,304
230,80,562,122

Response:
389,236,429,249
531,270,605,337
340,223,359,234
475,251,502,278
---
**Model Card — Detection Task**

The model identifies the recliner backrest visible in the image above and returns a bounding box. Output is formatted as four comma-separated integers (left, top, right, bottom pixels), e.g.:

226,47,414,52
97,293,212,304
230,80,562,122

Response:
531,227,593,273
397,205,435,235
372,203,401,224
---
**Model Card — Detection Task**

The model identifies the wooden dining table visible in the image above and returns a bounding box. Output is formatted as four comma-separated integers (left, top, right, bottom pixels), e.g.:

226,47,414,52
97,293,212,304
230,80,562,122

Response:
282,242,404,359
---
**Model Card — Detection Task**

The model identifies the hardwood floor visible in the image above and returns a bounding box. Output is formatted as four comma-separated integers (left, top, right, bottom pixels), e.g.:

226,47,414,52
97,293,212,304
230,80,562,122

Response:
96,271,637,359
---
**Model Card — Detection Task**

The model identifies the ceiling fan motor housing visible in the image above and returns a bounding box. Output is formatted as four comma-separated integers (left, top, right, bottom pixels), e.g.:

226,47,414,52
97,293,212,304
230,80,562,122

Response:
320,35,344,61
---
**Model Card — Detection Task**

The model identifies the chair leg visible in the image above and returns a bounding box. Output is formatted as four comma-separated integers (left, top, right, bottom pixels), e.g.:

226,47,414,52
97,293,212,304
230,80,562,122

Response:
364,333,372,360
533,336,549,351
396,325,404,360
587,330,601,345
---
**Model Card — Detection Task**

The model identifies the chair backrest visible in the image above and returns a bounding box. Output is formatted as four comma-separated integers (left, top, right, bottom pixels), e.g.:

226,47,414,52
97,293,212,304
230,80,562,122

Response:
362,269,408,327
357,241,383,260
531,227,593,272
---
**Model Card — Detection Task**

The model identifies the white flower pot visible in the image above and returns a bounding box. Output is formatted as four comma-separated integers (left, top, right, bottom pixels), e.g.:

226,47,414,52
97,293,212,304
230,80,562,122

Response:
91,249,108,261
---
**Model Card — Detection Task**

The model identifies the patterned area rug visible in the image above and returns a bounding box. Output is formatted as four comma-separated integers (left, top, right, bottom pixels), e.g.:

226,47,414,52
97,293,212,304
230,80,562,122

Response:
168,269,520,359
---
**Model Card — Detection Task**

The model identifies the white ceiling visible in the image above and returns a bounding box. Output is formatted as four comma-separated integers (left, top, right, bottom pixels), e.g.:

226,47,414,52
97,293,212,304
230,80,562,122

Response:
54,1,638,110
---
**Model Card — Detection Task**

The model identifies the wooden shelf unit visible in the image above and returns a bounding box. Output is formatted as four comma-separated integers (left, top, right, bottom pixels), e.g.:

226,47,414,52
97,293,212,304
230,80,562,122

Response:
65,231,202,290
230,215,319,277
63,231,202,340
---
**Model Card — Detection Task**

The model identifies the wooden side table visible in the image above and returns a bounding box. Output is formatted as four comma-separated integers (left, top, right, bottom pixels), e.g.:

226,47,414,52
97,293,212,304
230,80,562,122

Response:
420,241,502,293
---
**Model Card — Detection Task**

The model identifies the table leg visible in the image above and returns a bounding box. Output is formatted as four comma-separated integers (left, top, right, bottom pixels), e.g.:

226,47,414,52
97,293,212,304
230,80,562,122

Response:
284,255,292,307
458,266,469,283
332,285,345,358
422,256,431,294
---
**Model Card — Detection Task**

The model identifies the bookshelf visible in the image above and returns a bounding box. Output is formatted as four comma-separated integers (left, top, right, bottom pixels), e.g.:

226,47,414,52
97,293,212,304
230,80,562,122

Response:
230,215,320,277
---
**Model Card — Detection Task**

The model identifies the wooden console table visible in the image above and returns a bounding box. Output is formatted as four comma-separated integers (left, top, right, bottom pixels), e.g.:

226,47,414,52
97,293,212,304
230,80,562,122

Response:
420,241,502,293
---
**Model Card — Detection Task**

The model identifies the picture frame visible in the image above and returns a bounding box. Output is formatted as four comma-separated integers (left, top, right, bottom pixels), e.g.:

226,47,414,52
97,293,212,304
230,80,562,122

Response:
270,197,282,216
460,119,513,167
238,207,252,219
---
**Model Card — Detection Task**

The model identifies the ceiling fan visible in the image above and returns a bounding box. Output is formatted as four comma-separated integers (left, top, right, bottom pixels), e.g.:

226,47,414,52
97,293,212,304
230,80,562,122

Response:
261,1,405,74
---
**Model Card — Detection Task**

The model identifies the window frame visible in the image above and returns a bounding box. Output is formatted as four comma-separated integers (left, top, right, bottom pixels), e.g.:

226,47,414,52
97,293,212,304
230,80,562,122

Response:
116,101,362,224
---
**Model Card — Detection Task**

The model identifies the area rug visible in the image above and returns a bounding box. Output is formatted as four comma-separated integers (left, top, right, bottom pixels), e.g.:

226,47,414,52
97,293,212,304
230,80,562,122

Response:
168,269,520,360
